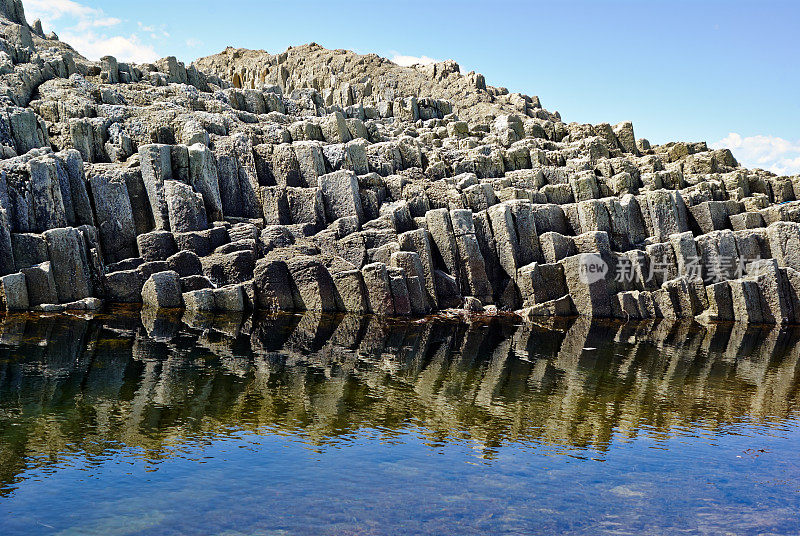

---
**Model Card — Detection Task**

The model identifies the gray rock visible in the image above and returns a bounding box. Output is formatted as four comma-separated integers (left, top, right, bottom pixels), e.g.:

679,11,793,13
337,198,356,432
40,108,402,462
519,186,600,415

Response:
531,203,569,235
188,143,224,221
117,168,155,236
141,270,183,309
388,268,412,316
287,186,326,227
20,262,57,306
164,180,208,232
0,272,27,310
43,227,92,303
380,201,414,233
689,201,730,234
405,275,429,316
253,258,295,311
57,150,94,228
256,143,301,188
138,144,173,230
728,279,763,323
137,230,178,262
181,274,214,293
216,239,256,255
260,186,290,225
214,134,261,219
487,203,520,279
730,212,764,231
390,250,433,312
746,259,793,324
695,230,739,283
201,250,256,287
455,232,493,303
577,199,611,235
319,170,364,223
183,289,214,311
331,269,368,313
398,229,438,308
293,141,326,186
285,255,337,311
644,190,689,242
517,262,568,306
0,209,13,276
613,121,639,155
138,260,171,280
669,231,700,279
662,276,706,318
107,257,143,272
573,231,612,257
507,200,543,265
167,250,202,277
63,297,102,311
213,285,245,312
519,295,576,317
434,269,462,309
612,290,644,320
87,168,137,264
104,269,145,303
321,111,352,144
425,208,459,283
28,156,67,231
767,222,800,271
174,231,211,257
10,232,47,270
561,253,612,317
361,262,394,315
540,232,576,263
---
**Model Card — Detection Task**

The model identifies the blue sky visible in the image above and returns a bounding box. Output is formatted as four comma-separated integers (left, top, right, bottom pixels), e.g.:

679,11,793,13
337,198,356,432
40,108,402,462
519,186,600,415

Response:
25,0,800,174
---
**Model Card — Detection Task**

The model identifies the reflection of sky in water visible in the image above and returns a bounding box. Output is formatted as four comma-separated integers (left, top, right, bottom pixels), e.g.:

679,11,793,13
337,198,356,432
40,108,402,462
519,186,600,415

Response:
0,309,799,535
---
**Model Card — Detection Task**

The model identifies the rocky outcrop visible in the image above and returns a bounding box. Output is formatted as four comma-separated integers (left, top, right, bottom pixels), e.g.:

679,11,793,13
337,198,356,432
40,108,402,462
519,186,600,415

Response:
0,2,799,324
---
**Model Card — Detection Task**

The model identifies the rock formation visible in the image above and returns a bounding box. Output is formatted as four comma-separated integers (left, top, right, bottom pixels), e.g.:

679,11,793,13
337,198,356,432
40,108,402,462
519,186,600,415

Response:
0,0,798,323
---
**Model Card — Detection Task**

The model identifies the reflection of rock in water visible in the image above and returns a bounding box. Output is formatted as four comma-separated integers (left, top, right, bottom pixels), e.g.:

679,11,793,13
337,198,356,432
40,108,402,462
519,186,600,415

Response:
2,308,800,492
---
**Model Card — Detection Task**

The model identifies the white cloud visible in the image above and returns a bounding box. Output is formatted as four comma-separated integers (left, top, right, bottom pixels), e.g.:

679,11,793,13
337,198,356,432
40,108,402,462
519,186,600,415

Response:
186,38,203,48
25,0,98,23
60,31,159,64
138,22,170,41
712,133,800,175
25,0,160,64
390,52,439,67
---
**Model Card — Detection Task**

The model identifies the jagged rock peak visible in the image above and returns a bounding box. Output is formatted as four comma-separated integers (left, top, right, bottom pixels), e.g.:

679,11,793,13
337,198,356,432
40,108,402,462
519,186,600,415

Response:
194,43,557,125
0,0,26,26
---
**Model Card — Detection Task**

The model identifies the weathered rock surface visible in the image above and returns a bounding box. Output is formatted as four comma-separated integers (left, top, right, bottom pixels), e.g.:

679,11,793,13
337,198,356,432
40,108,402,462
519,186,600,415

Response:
141,270,182,308
0,2,798,324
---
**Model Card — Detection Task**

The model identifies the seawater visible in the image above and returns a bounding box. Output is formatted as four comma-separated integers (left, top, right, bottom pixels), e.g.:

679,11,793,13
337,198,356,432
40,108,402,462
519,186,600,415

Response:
0,308,798,535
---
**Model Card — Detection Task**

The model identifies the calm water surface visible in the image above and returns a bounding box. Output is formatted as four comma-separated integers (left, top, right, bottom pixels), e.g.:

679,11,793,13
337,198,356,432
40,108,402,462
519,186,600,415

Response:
0,308,799,535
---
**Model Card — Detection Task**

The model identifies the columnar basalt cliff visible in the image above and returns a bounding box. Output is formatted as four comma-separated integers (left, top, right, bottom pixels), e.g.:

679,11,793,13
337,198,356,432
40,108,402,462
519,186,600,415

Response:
0,0,798,323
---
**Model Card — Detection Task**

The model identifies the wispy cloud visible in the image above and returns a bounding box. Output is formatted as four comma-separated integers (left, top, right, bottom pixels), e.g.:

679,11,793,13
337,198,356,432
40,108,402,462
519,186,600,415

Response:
26,0,159,64
390,52,439,67
185,38,203,49
138,21,170,41
712,133,800,175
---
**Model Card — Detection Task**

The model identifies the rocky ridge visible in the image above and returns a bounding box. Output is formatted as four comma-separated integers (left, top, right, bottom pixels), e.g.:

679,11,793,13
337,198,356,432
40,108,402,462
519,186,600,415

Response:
0,0,798,324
